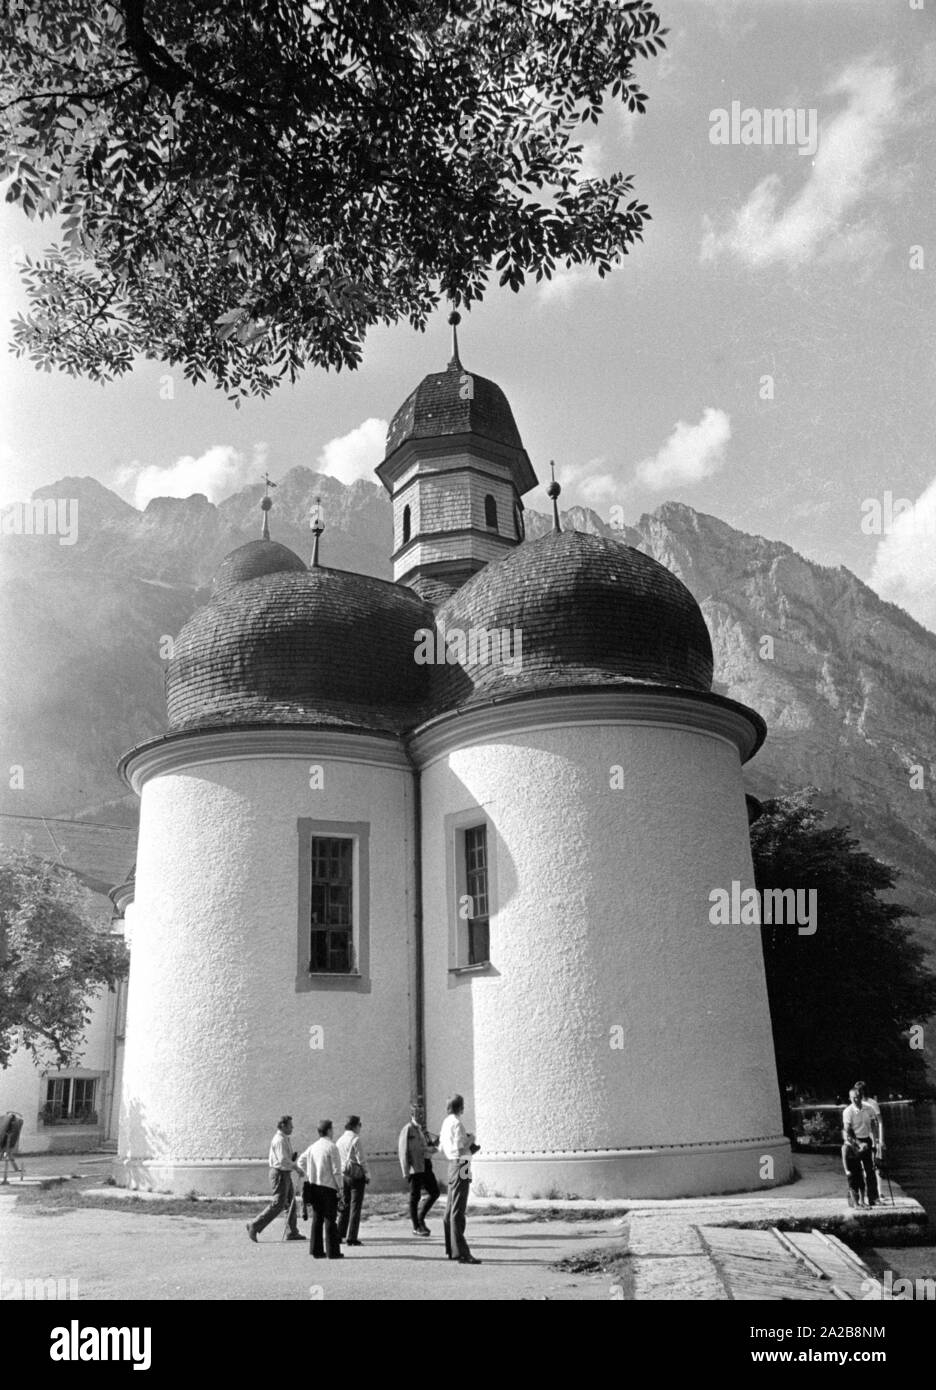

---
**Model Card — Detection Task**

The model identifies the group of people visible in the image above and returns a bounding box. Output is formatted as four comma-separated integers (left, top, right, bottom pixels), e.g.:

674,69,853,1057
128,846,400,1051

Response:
841,1080,885,1208
246,1094,483,1264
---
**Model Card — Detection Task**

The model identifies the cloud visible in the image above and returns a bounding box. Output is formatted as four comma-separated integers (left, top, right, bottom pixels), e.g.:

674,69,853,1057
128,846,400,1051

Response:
701,59,901,268
114,443,267,509
316,418,387,485
868,476,936,633
563,455,624,510
635,408,731,489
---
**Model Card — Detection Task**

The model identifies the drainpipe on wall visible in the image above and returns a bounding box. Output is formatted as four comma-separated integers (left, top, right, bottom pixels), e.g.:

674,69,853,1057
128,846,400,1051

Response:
409,762,426,1109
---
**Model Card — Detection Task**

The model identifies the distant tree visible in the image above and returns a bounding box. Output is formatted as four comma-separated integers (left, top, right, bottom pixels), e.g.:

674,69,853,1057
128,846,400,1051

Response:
0,849,129,1069
0,0,665,399
750,792,936,1101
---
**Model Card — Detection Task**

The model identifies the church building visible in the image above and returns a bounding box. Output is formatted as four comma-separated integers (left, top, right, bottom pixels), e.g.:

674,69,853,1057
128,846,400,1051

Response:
115,321,792,1198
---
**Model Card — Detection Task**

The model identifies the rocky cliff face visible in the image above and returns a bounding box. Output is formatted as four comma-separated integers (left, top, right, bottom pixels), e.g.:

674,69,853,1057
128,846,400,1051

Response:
2,474,933,957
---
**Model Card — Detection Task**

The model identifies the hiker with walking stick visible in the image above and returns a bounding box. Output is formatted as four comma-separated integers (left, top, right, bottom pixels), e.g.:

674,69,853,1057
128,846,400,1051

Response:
246,1115,305,1243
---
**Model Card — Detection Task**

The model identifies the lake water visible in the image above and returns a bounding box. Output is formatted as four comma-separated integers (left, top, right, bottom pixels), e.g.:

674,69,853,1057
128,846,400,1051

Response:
881,1100,936,1225
861,1100,936,1284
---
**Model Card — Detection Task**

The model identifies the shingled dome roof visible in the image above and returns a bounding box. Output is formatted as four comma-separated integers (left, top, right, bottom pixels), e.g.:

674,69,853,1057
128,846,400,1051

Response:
384,361,525,461
167,567,433,733
212,538,308,596
428,530,714,709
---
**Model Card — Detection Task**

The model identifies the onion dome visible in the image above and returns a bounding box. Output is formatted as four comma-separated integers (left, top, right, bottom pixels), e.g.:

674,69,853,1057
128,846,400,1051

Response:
385,365,528,461
167,566,434,734
212,538,308,596
428,529,714,710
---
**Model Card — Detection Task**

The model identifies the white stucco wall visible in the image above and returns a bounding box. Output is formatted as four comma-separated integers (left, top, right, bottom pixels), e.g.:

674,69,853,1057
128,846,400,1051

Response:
119,743,415,1189
420,714,787,1179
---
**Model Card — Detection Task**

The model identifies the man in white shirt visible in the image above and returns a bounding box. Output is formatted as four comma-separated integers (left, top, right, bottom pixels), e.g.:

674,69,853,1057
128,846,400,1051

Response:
842,1087,880,1207
298,1119,344,1258
246,1115,304,1242
438,1093,481,1264
336,1115,370,1246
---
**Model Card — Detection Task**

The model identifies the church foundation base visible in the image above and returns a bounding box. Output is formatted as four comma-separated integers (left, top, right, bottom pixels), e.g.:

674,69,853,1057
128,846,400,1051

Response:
113,1155,403,1196
469,1138,793,1200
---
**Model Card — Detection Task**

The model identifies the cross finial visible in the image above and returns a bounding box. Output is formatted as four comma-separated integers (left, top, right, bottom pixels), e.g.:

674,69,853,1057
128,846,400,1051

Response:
310,494,325,567
547,460,562,532
259,472,277,538
448,308,462,369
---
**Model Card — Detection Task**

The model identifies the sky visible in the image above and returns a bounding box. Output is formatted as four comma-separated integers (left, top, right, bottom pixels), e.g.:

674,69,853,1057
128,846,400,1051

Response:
2,0,935,629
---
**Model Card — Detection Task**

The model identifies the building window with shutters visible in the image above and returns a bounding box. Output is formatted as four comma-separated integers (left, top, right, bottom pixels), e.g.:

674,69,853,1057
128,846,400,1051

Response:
296,820,371,992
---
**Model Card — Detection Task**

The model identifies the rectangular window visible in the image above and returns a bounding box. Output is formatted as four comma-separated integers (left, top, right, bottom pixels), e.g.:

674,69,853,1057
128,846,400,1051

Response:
464,824,490,965
44,1077,97,1123
309,836,353,973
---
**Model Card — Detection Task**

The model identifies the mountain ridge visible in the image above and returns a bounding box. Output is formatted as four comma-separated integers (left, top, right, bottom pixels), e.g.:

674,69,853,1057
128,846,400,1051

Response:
2,470,933,956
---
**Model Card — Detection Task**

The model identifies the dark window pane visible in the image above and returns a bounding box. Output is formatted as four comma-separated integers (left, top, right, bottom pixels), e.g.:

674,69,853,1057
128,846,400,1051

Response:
468,918,489,965
309,837,354,972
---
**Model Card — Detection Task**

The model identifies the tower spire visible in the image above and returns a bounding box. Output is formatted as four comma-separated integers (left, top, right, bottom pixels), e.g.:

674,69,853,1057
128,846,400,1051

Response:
547,461,562,533
260,472,276,539
448,309,462,370
310,494,325,567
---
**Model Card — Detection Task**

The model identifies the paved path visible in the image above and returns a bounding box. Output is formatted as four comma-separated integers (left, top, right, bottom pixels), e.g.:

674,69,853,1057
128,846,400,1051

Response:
0,1154,925,1301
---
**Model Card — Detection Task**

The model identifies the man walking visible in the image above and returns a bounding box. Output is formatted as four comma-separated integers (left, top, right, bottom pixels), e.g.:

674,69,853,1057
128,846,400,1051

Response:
439,1093,481,1265
0,1112,24,1184
246,1115,304,1242
299,1119,344,1259
336,1115,369,1246
842,1086,880,1208
398,1099,439,1237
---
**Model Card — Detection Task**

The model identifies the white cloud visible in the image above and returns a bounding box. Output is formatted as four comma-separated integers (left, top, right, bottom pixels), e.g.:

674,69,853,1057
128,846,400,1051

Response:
316,417,387,485
563,455,624,511
868,476,936,633
114,443,267,509
701,59,901,268
635,408,731,489
536,262,599,304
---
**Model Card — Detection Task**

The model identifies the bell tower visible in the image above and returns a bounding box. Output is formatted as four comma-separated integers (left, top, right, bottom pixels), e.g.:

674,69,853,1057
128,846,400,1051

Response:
376,313,537,595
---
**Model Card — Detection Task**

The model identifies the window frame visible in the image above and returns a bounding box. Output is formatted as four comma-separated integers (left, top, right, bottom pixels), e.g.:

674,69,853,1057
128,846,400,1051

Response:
41,1074,100,1125
445,808,497,977
296,819,371,993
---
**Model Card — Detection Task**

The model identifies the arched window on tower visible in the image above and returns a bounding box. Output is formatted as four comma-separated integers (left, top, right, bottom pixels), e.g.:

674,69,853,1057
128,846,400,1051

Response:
402,504,411,545
484,494,498,532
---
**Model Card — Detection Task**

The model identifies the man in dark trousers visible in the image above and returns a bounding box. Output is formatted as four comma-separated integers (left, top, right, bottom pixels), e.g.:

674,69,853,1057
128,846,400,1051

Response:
842,1086,880,1208
336,1115,369,1246
438,1093,481,1265
246,1115,304,1242
398,1098,440,1236
299,1119,344,1259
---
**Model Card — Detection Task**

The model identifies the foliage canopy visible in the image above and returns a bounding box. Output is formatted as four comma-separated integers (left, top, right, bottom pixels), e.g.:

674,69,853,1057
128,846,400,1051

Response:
750,793,936,1100
1,0,665,398
0,849,129,1070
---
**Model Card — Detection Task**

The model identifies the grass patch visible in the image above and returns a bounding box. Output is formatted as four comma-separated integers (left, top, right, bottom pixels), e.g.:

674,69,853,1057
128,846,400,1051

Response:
551,1218,635,1296
16,1180,619,1224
